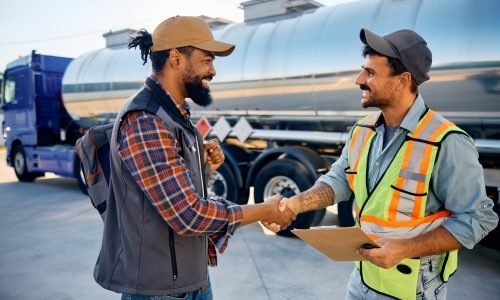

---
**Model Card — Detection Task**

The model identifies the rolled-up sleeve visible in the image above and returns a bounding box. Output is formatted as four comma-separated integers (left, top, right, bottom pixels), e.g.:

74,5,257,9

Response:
435,133,499,249
317,139,353,204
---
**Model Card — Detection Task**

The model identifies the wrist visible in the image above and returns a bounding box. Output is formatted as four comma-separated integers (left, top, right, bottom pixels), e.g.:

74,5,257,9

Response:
288,197,301,214
261,201,276,221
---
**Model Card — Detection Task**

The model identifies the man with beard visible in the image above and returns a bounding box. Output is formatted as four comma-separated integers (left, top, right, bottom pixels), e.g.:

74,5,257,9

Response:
94,16,296,300
265,28,498,299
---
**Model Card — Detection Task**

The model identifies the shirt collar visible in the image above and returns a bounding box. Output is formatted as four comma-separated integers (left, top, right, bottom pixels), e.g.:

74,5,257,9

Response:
400,94,426,133
373,94,426,134
149,75,191,118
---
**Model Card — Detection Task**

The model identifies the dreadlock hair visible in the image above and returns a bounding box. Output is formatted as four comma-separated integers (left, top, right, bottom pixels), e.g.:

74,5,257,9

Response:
362,45,418,93
128,29,195,75
128,29,153,65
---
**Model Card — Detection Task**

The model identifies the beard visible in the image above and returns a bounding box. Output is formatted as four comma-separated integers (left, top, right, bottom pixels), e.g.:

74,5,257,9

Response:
359,83,390,109
182,61,214,107
185,78,213,107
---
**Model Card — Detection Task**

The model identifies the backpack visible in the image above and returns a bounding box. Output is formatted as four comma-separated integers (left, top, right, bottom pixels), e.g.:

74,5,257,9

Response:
75,123,114,221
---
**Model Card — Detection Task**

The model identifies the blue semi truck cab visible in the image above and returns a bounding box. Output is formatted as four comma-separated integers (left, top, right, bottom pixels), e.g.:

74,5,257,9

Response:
1,51,86,192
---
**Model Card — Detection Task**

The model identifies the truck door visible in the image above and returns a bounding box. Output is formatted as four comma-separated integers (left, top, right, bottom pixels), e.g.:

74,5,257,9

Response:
2,69,37,147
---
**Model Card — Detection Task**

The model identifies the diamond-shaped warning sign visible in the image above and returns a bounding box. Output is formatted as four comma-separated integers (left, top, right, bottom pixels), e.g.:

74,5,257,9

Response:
233,117,253,142
212,117,231,142
195,117,212,138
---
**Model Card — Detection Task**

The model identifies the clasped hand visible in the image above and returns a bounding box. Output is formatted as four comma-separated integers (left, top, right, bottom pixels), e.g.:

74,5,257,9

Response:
261,196,297,232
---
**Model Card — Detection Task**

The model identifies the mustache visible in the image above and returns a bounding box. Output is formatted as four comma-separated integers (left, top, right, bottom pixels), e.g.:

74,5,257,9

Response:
203,75,213,81
359,84,370,91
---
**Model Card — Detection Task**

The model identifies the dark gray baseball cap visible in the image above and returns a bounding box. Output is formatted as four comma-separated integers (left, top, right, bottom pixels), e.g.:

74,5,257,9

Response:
360,28,432,85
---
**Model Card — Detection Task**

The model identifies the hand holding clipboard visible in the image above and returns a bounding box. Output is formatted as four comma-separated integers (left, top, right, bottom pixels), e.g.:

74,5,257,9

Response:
292,226,379,261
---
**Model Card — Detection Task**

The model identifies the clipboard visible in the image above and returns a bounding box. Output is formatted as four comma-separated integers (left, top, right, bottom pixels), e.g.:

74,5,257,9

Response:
291,226,379,261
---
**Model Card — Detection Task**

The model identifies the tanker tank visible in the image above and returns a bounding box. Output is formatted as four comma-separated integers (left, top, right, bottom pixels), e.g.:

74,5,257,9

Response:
61,0,500,130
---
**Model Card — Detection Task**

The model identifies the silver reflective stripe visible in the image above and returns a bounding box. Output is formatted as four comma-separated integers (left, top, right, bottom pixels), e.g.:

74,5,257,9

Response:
399,169,426,182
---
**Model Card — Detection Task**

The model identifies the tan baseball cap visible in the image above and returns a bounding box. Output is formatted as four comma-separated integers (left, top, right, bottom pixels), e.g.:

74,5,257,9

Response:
152,16,235,56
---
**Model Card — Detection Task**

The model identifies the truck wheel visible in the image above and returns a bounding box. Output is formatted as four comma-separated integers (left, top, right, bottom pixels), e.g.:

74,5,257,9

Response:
207,162,248,205
337,197,356,227
254,158,326,237
74,157,88,195
12,145,38,182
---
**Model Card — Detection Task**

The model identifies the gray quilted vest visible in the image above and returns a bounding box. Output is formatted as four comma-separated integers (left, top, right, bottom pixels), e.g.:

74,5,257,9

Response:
94,78,208,296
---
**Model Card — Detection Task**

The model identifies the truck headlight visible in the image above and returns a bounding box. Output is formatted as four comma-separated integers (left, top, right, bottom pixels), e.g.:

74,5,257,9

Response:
2,126,10,139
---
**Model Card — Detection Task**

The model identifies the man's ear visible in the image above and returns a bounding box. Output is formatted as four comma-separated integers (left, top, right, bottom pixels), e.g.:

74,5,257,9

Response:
400,72,412,89
169,49,181,69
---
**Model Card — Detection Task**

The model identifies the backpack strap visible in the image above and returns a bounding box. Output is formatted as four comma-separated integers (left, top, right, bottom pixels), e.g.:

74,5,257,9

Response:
75,123,114,220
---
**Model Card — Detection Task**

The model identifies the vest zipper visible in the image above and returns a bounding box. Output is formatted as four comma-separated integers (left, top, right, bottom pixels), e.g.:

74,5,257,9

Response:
169,227,178,281
193,133,206,198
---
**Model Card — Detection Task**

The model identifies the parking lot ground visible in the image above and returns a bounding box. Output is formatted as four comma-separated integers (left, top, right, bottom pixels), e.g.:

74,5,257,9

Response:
1,149,499,299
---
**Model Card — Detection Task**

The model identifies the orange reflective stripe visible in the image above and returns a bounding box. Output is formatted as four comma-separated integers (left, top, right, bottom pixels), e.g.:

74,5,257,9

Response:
354,130,373,171
412,143,433,218
388,140,414,220
389,176,405,220
411,121,453,218
368,114,378,126
412,110,435,138
349,126,361,153
348,173,355,190
429,121,454,142
349,114,377,153
360,210,451,228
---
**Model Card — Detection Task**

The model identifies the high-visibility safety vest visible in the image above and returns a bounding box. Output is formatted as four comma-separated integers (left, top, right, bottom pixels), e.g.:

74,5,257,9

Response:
346,109,466,300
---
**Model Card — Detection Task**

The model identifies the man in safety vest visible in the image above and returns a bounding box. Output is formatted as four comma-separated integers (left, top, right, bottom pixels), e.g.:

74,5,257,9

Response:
264,28,499,299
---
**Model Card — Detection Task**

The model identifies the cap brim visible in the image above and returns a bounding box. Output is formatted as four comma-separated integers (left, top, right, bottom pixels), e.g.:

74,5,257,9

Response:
193,40,235,57
360,28,399,59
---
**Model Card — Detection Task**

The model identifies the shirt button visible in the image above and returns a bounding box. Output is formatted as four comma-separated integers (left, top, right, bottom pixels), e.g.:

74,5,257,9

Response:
375,162,380,166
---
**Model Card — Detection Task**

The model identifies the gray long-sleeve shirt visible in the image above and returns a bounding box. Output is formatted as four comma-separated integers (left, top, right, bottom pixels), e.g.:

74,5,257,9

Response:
318,94,498,249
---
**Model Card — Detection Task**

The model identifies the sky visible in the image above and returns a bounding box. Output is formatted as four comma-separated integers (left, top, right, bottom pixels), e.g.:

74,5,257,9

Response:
0,0,353,73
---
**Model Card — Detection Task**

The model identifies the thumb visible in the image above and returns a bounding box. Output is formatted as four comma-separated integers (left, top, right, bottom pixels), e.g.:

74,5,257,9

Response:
279,198,288,212
207,138,219,148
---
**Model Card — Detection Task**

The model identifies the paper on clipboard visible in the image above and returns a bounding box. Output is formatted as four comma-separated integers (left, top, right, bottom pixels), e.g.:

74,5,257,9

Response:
291,226,379,261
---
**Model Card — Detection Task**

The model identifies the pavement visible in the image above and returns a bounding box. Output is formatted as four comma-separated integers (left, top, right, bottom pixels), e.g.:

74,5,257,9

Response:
1,148,499,299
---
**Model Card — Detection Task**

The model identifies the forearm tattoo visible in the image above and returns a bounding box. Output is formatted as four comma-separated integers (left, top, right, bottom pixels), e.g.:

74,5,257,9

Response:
296,183,334,213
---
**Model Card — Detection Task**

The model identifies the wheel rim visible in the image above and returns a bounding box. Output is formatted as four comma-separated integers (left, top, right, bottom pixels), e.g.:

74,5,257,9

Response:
79,166,86,186
14,152,25,175
262,176,300,200
207,171,227,199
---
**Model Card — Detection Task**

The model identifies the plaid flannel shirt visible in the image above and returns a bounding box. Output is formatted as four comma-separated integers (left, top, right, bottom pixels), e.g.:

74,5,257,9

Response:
117,110,243,266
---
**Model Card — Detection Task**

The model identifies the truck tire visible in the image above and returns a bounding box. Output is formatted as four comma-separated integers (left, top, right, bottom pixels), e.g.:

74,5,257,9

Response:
207,162,248,205
253,158,326,237
12,144,40,182
74,157,88,195
337,197,356,227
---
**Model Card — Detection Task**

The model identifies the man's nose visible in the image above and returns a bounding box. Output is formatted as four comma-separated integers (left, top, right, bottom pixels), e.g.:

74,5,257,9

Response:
209,64,216,77
354,70,364,85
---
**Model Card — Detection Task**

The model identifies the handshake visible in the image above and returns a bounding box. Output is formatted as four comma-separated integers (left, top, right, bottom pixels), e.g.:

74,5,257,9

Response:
259,194,300,233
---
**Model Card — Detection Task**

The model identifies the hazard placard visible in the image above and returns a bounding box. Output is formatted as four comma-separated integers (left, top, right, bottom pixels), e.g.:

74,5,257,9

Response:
195,117,212,138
